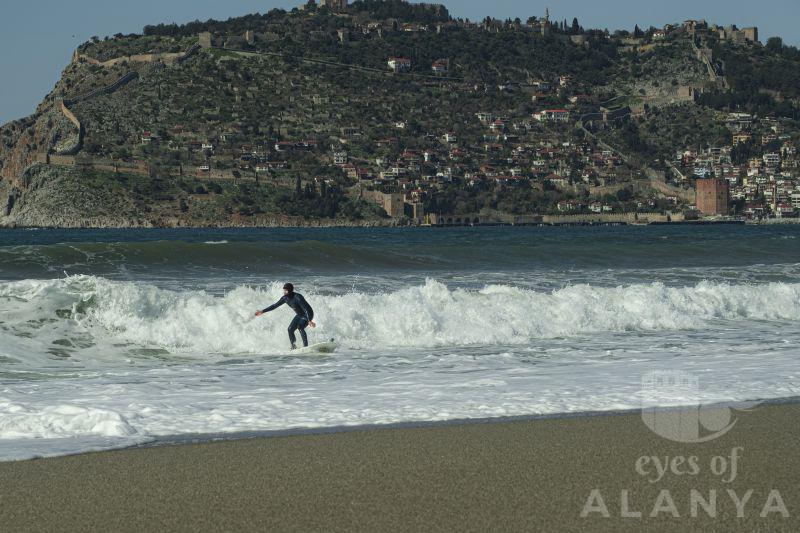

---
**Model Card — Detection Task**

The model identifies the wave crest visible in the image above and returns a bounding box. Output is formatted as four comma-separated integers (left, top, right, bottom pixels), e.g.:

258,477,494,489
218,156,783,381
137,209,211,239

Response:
1,277,799,356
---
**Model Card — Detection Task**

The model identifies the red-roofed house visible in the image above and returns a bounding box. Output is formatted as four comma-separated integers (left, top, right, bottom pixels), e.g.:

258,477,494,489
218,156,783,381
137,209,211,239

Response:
431,59,449,74
489,119,506,132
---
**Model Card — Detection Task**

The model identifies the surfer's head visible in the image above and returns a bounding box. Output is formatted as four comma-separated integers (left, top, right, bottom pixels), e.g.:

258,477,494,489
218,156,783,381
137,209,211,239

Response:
283,282,294,295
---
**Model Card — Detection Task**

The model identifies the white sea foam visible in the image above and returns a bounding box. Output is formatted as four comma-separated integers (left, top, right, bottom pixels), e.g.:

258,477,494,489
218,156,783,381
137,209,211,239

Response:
0,401,137,439
2,276,799,357
1,275,799,461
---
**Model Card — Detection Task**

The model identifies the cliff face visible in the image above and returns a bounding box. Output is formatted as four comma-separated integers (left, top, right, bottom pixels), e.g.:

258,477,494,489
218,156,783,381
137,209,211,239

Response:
0,110,86,224
0,54,89,218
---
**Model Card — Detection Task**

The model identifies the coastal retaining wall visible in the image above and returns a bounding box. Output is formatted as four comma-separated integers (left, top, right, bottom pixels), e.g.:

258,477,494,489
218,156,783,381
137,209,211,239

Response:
428,213,543,225
542,211,684,224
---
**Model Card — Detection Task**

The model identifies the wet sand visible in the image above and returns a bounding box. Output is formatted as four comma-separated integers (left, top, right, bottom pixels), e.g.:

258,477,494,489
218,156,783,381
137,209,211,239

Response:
1,403,797,532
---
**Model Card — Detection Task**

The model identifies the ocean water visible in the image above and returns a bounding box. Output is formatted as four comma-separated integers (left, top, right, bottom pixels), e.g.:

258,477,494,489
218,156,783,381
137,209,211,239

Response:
1,225,799,460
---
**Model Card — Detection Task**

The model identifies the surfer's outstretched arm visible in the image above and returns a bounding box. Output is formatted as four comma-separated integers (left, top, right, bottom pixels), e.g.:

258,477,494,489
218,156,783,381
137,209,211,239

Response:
255,297,286,317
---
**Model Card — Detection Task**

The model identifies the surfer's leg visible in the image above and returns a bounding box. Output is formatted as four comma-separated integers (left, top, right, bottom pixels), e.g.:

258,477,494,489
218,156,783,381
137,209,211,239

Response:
298,318,309,347
288,316,299,348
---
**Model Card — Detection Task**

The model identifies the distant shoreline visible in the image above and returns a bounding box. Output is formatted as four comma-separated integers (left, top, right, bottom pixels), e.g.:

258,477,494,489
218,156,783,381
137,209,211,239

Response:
4,218,798,231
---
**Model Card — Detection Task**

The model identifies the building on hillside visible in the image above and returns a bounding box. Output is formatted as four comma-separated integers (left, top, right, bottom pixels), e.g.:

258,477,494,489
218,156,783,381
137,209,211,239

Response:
320,0,348,12
534,8,551,36
198,32,214,48
763,153,781,168
224,36,249,50
718,25,759,44
533,109,570,123
388,57,412,72
696,178,730,215
683,19,708,35
431,59,449,75
405,202,425,224
340,127,360,138
360,189,405,218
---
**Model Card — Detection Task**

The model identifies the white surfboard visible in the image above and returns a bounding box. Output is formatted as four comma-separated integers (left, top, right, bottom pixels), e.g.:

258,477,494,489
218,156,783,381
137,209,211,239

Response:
296,339,337,354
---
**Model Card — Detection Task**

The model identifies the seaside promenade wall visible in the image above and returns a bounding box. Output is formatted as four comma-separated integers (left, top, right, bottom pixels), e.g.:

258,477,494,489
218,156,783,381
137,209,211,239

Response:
542,211,684,224
429,213,543,225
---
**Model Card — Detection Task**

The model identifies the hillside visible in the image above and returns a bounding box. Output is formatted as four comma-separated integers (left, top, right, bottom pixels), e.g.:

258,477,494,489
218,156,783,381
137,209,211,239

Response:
1,0,799,227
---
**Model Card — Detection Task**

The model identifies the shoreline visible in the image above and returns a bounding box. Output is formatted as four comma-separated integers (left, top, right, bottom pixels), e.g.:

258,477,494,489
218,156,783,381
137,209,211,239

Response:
130,394,800,454
6,396,799,464
3,218,798,231
1,400,797,531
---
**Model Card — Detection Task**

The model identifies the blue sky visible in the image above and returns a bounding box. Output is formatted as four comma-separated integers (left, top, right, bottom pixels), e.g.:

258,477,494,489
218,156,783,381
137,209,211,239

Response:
1,0,798,124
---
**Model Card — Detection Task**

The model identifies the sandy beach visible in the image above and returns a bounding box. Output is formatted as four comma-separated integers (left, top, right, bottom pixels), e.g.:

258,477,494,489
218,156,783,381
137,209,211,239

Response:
1,402,797,532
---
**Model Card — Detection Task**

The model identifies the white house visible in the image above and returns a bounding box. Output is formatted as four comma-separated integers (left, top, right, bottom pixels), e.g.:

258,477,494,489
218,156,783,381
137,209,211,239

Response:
763,153,781,167
388,57,412,72
533,109,570,123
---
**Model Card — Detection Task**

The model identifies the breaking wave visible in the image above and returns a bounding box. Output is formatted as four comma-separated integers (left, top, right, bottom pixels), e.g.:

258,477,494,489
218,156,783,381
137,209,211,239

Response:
2,276,799,357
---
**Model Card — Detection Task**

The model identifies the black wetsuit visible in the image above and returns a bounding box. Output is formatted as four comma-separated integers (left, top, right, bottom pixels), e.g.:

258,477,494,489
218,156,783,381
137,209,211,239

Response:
262,292,314,347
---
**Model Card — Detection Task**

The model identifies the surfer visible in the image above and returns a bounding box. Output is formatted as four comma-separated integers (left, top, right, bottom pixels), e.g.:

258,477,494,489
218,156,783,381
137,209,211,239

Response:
255,283,316,349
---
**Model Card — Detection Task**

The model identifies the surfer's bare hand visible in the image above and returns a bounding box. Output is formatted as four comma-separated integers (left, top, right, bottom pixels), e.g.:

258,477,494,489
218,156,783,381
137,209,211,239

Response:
255,311,263,317
309,321,316,328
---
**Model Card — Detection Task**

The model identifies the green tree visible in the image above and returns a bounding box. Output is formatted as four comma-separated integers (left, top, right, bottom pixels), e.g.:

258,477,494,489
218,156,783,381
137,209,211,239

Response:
766,37,783,53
